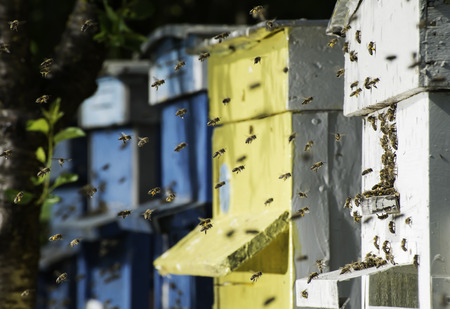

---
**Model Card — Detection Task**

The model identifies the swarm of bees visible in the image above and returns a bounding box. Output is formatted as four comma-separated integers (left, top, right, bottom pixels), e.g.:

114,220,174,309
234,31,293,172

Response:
250,271,262,282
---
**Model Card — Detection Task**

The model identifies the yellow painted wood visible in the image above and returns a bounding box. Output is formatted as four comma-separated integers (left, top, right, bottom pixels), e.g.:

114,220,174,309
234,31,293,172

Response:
208,29,289,123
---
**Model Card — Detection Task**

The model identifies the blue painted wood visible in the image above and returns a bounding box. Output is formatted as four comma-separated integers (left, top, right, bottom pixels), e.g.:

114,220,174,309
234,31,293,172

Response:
51,187,86,227
50,136,88,184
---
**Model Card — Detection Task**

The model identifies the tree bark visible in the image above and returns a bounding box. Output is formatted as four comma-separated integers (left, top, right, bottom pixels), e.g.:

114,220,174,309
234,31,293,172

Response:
0,0,106,307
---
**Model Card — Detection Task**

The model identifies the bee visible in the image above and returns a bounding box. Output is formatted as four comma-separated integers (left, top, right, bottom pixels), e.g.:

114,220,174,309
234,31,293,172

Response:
56,273,68,284
291,207,310,219
301,289,308,299
70,238,81,247
288,132,296,143
349,51,358,62
342,42,349,53
215,181,226,189
405,217,412,225
283,67,288,73
254,56,261,64
413,254,419,268
328,38,338,48
200,223,212,234
174,60,186,71
355,30,361,43
307,272,319,284
249,5,264,19
213,148,226,158
340,265,351,274
14,191,24,204
175,108,187,119
222,98,231,105
198,52,210,62
151,77,165,90
9,20,26,31
401,238,407,251
353,211,362,222
388,221,396,233
369,78,380,88
367,116,377,130
236,155,247,163
264,198,274,206
316,259,327,273
341,24,351,36
21,289,32,297
368,41,376,55
336,68,345,78
332,132,344,142
245,229,259,234
0,43,11,54
0,149,12,159
296,254,308,261
373,235,380,250
166,193,176,202
350,81,359,89
117,210,131,219
79,184,97,198
52,157,72,168
81,19,97,32
174,142,187,152
304,140,314,152
263,296,276,306
362,168,373,176
37,167,50,177
364,77,372,90
137,136,149,148
198,217,212,227
386,55,397,61
382,240,391,254
35,95,51,104
311,161,324,173
214,32,230,43
207,117,220,126
302,97,313,105
298,191,308,198
143,209,154,221
118,132,131,144
354,193,362,206
377,213,389,220
279,173,291,181
40,58,53,69
245,135,257,144
232,165,245,174
350,88,362,97
344,197,352,208
49,234,63,241
250,271,262,282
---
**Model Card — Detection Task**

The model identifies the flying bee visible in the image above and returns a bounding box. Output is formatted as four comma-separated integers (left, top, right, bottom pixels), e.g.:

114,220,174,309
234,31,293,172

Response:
307,272,319,284
328,38,338,48
0,43,11,54
148,187,160,196
52,157,72,168
332,132,344,142
9,20,26,31
336,68,345,77
215,181,226,189
117,210,131,219
198,217,212,227
350,81,359,89
245,135,257,144
368,41,376,55
174,142,187,152
236,155,247,163
14,191,24,204
253,56,262,64
301,289,308,298
353,211,362,222
249,5,265,19
81,19,97,32
143,209,154,221
174,60,185,71
222,98,231,105
166,193,176,202
342,42,349,53
175,108,187,119
0,149,12,159
401,238,407,251
264,198,274,206
405,217,412,225
70,238,81,247
340,265,351,274
200,223,213,234
382,240,391,254
56,273,68,284
413,254,419,268
369,78,380,88
349,51,358,62
355,30,361,43
354,193,362,206
137,136,149,148
213,148,226,158
288,132,296,143
364,77,372,90
298,191,308,198
341,24,351,36
279,173,291,181
344,197,352,208
377,213,388,220
373,235,380,250
35,95,51,104
302,97,313,105
151,77,165,90
49,234,63,241
291,207,310,219
311,161,324,173
214,32,230,43
79,184,97,198
40,58,53,69
362,168,373,176
232,165,245,174
388,221,396,233
367,116,377,130
21,289,33,297
304,140,314,152
118,132,131,144
316,259,327,273
250,271,262,282
207,117,220,126
37,167,50,177
350,88,362,97
198,52,210,62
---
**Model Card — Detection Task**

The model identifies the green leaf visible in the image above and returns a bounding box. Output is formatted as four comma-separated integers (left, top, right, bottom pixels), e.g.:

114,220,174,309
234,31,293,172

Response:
50,173,79,191
35,147,46,163
103,0,121,23
5,189,34,205
31,176,45,186
40,194,61,221
54,127,86,145
26,118,49,135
